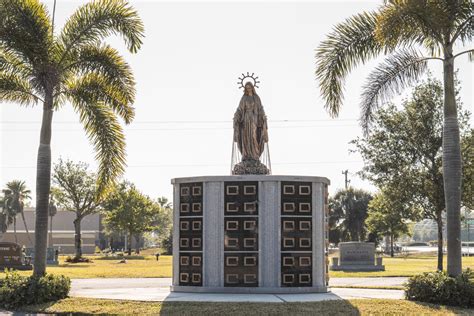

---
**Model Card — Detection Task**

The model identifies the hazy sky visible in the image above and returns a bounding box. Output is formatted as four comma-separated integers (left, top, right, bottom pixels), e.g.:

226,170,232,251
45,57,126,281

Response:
1,0,472,201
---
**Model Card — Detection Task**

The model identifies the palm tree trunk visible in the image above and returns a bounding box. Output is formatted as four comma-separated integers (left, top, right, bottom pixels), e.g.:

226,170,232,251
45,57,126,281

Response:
13,216,17,244
128,229,132,256
135,234,140,254
33,94,54,277
20,210,33,246
49,215,53,248
443,51,462,277
390,233,394,257
73,217,82,259
437,214,443,271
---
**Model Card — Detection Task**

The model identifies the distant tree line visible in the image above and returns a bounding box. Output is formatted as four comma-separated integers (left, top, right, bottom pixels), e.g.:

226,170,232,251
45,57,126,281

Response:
0,158,173,260
328,78,473,267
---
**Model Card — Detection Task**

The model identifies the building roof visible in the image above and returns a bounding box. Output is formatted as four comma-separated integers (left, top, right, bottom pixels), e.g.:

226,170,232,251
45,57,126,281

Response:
5,208,101,232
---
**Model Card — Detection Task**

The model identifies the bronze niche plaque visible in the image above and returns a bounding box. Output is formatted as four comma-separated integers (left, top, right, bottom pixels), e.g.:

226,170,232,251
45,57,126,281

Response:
179,253,202,286
224,253,258,287
280,218,312,251
223,181,259,287
224,217,258,251
280,181,313,287
179,182,203,216
281,253,312,287
224,182,258,216
281,181,313,215
178,182,203,287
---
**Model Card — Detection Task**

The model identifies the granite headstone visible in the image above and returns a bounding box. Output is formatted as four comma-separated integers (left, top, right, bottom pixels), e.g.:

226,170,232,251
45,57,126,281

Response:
26,247,59,265
330,242,384,271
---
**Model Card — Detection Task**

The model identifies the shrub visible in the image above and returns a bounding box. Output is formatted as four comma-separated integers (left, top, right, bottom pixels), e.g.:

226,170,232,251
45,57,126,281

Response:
404,269,474,307
65,256,92,263
95,255,145,260
0,271,70,309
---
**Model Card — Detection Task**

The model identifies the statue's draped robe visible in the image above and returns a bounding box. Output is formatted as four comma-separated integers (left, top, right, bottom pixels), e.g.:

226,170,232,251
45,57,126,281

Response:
233,94,268,160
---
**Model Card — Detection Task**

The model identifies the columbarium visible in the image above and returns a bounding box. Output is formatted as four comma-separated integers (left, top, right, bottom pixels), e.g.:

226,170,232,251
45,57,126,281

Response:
171,73,330,293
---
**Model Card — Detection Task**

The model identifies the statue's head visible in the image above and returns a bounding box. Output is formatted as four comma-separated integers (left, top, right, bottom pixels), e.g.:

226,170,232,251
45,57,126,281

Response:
244,82,256,96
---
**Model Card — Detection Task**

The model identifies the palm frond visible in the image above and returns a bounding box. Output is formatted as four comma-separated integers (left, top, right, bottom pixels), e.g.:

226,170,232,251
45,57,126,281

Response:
59,0,144,63
454,48,474,61
66,73,135,123
0,46,33,79
453,15,474,44
0,72,39,105
315,11,383,117
69,97,126,198
376,0,446,54
447,0,473,43
62,44,135,122
5,180,31,198
360,49,430,134
0,0,52,67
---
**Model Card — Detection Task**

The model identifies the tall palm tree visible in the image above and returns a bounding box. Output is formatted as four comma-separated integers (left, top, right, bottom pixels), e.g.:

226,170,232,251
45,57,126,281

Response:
0,191,16,240
0,0,144,276
0,196,9,234
315,0,472,276
3,180,33,246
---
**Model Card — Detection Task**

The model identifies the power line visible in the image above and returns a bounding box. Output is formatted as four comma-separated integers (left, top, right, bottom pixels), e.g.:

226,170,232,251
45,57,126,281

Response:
1,160,363,169
0,118,358,124
0,124,359,131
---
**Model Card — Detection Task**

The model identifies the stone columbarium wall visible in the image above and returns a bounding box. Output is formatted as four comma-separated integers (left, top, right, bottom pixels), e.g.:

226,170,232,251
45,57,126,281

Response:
171,175,330,293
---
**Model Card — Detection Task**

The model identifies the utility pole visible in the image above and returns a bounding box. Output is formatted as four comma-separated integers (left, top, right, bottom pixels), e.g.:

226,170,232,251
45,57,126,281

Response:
342,170,350,189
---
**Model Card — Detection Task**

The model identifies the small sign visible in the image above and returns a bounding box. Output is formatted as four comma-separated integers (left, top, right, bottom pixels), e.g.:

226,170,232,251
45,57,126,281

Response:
0,242,23,267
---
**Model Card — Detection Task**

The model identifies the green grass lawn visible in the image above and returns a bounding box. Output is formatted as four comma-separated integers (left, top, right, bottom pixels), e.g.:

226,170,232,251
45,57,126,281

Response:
329,256,474,278
18,298,474,315
2,254,473,279
3,255,172,279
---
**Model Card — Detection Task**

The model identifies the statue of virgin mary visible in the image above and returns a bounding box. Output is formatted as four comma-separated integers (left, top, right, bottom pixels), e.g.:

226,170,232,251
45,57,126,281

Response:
231,81,271,175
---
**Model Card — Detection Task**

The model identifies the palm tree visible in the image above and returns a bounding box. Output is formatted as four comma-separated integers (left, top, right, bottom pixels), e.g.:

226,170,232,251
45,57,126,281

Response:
0,0,144,276
3,180,33,246
329,188,373,242
315,0,472,276
0,191,16,240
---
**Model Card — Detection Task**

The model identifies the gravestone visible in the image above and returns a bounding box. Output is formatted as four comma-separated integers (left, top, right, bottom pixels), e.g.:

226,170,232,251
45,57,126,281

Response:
25,247,59,265
0,242,32,270
330,242,384,271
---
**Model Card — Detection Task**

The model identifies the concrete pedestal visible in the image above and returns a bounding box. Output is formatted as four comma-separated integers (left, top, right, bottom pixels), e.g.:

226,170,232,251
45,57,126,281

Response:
171,175,330,293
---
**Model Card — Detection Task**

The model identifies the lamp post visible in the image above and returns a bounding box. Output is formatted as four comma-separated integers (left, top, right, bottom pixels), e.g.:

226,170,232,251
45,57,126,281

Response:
48,201,57,248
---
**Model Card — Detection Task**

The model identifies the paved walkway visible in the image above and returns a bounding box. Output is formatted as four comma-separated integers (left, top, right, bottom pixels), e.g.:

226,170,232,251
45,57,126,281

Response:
329,277,408,287
70,278,405,302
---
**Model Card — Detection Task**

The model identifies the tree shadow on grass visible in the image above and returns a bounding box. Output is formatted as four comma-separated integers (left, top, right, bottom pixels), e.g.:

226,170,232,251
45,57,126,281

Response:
14,301,77,316
57,264,92,268
160,300,361,315
409,300,474,315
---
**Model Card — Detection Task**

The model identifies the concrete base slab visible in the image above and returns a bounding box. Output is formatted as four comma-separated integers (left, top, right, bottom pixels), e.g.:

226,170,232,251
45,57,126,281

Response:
276,292,343,302
171,285,327,294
